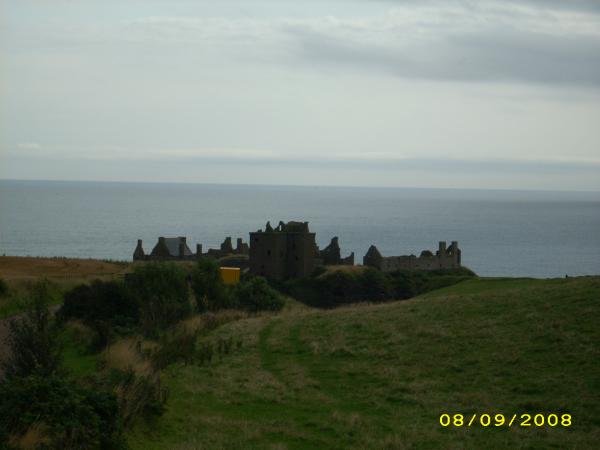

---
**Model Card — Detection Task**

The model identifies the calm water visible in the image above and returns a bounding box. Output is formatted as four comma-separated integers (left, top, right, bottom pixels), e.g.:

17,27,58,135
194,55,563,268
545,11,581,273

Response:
0,180,599,278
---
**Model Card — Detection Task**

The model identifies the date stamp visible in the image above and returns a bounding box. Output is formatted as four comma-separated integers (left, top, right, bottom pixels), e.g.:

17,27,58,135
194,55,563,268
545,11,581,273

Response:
439,413,572,428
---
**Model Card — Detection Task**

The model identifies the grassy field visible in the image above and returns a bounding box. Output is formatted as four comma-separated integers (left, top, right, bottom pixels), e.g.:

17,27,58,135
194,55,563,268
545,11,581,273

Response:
122,276,600,449
0,256,131,318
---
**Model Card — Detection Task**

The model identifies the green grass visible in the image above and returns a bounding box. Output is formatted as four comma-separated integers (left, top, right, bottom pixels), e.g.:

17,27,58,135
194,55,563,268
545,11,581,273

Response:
124,276,600,449
58,325,99,379
0,280,64,319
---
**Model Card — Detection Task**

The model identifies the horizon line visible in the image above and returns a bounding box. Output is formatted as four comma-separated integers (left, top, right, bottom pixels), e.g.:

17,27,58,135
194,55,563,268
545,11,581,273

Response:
1,177,599,195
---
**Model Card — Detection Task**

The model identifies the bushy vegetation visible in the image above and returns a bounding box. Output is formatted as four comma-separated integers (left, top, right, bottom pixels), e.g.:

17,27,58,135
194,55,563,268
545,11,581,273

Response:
191,259,233,312
191,259,284,313
60,280,138,348
0,277,8,297
1,280,62,379
0,278,63,319
285,266,475,308
0,374,127,450
126,263,192,333
59,262,193,341
234,276,285,312
0,280,128,449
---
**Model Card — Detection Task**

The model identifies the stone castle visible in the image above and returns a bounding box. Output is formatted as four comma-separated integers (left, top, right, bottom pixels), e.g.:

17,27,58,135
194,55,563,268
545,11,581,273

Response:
248,221,354,280
133,220,460,280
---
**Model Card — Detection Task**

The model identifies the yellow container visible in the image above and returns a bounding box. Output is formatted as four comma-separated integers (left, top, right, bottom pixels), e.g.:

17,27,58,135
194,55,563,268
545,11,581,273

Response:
220,267,241,285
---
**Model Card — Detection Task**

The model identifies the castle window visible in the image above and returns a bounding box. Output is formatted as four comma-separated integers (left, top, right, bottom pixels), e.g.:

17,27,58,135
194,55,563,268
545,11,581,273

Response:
295,256,299,261
267,250,271,257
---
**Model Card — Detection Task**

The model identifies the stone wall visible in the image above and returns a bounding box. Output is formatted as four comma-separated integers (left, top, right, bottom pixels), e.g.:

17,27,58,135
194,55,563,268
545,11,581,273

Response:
363,241,461,272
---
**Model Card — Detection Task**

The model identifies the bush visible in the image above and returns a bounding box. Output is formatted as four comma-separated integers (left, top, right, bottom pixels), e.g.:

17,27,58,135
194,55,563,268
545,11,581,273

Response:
0,374,127,450
1,280,62,379
190,259,232,312
127,263,192,333
60,280,139,348
235,277,285,312
0,277,8,297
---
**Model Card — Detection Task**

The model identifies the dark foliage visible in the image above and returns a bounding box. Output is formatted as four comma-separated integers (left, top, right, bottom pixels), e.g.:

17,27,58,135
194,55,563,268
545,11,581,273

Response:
0,277,8,297
1,280,62,379
190,258,232,312
387,268,475,298
61,280,138,327
126,262,192,333
286,267,475,308
234,277,285,312
59,280,139,348
0,374,127,450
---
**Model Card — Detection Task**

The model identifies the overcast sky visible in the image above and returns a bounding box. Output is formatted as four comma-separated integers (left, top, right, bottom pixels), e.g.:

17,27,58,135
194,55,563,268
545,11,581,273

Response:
1,0,599,190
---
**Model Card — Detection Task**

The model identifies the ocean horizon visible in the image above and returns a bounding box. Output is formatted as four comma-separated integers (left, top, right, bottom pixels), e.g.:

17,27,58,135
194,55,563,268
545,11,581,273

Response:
1,179,599,278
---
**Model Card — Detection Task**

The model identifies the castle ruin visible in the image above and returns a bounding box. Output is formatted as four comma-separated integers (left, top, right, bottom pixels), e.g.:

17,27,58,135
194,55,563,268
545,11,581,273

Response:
132,222,460,279
133,236,249,262
363,241,461,272
248,221,355,280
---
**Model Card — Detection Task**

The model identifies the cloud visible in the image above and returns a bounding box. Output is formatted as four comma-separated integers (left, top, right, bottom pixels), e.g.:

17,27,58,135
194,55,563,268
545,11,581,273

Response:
100,1,600,86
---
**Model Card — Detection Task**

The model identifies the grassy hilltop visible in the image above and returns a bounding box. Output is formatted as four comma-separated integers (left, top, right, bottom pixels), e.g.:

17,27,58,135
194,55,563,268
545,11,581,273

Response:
1,257,598,449
125,276,600,449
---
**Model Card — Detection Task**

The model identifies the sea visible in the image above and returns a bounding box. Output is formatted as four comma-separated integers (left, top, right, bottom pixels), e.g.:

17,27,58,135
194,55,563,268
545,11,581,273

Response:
0,180,599,278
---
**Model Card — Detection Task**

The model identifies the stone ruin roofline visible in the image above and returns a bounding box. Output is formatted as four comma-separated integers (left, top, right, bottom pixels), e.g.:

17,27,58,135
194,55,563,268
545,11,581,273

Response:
255,220,312,234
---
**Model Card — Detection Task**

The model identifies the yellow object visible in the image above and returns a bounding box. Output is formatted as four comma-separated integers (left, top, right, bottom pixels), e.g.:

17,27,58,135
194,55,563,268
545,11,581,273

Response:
220,267,241,285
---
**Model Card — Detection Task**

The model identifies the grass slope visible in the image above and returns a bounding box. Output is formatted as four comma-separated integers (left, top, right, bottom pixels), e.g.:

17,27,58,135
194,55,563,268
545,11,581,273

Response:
126,276,600,449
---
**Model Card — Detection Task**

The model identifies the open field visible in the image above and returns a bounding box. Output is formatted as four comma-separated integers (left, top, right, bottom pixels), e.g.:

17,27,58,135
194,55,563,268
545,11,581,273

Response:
0,256,130,282
0,256,132,319
121,275,600,449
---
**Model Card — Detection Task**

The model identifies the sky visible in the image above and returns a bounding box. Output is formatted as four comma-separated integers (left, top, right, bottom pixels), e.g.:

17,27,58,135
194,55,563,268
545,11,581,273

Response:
1,0,599,191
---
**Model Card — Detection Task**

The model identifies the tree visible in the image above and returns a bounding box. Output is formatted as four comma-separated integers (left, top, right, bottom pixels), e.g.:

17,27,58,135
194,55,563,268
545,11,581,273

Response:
127,262,192,333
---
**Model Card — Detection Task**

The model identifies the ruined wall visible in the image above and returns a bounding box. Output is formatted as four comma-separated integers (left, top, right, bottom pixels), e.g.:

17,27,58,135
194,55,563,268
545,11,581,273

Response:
319,236,354,266
133,235,249,262
363,241,461,272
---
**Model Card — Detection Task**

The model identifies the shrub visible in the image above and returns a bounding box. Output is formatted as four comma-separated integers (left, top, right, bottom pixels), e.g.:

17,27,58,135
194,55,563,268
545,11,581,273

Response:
1,280,62,379
0,277,8,297
190,259,232,312
61,280,138,325
0,374,127,450
235,277,284,312
60,280,138,348
126,262,192,333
